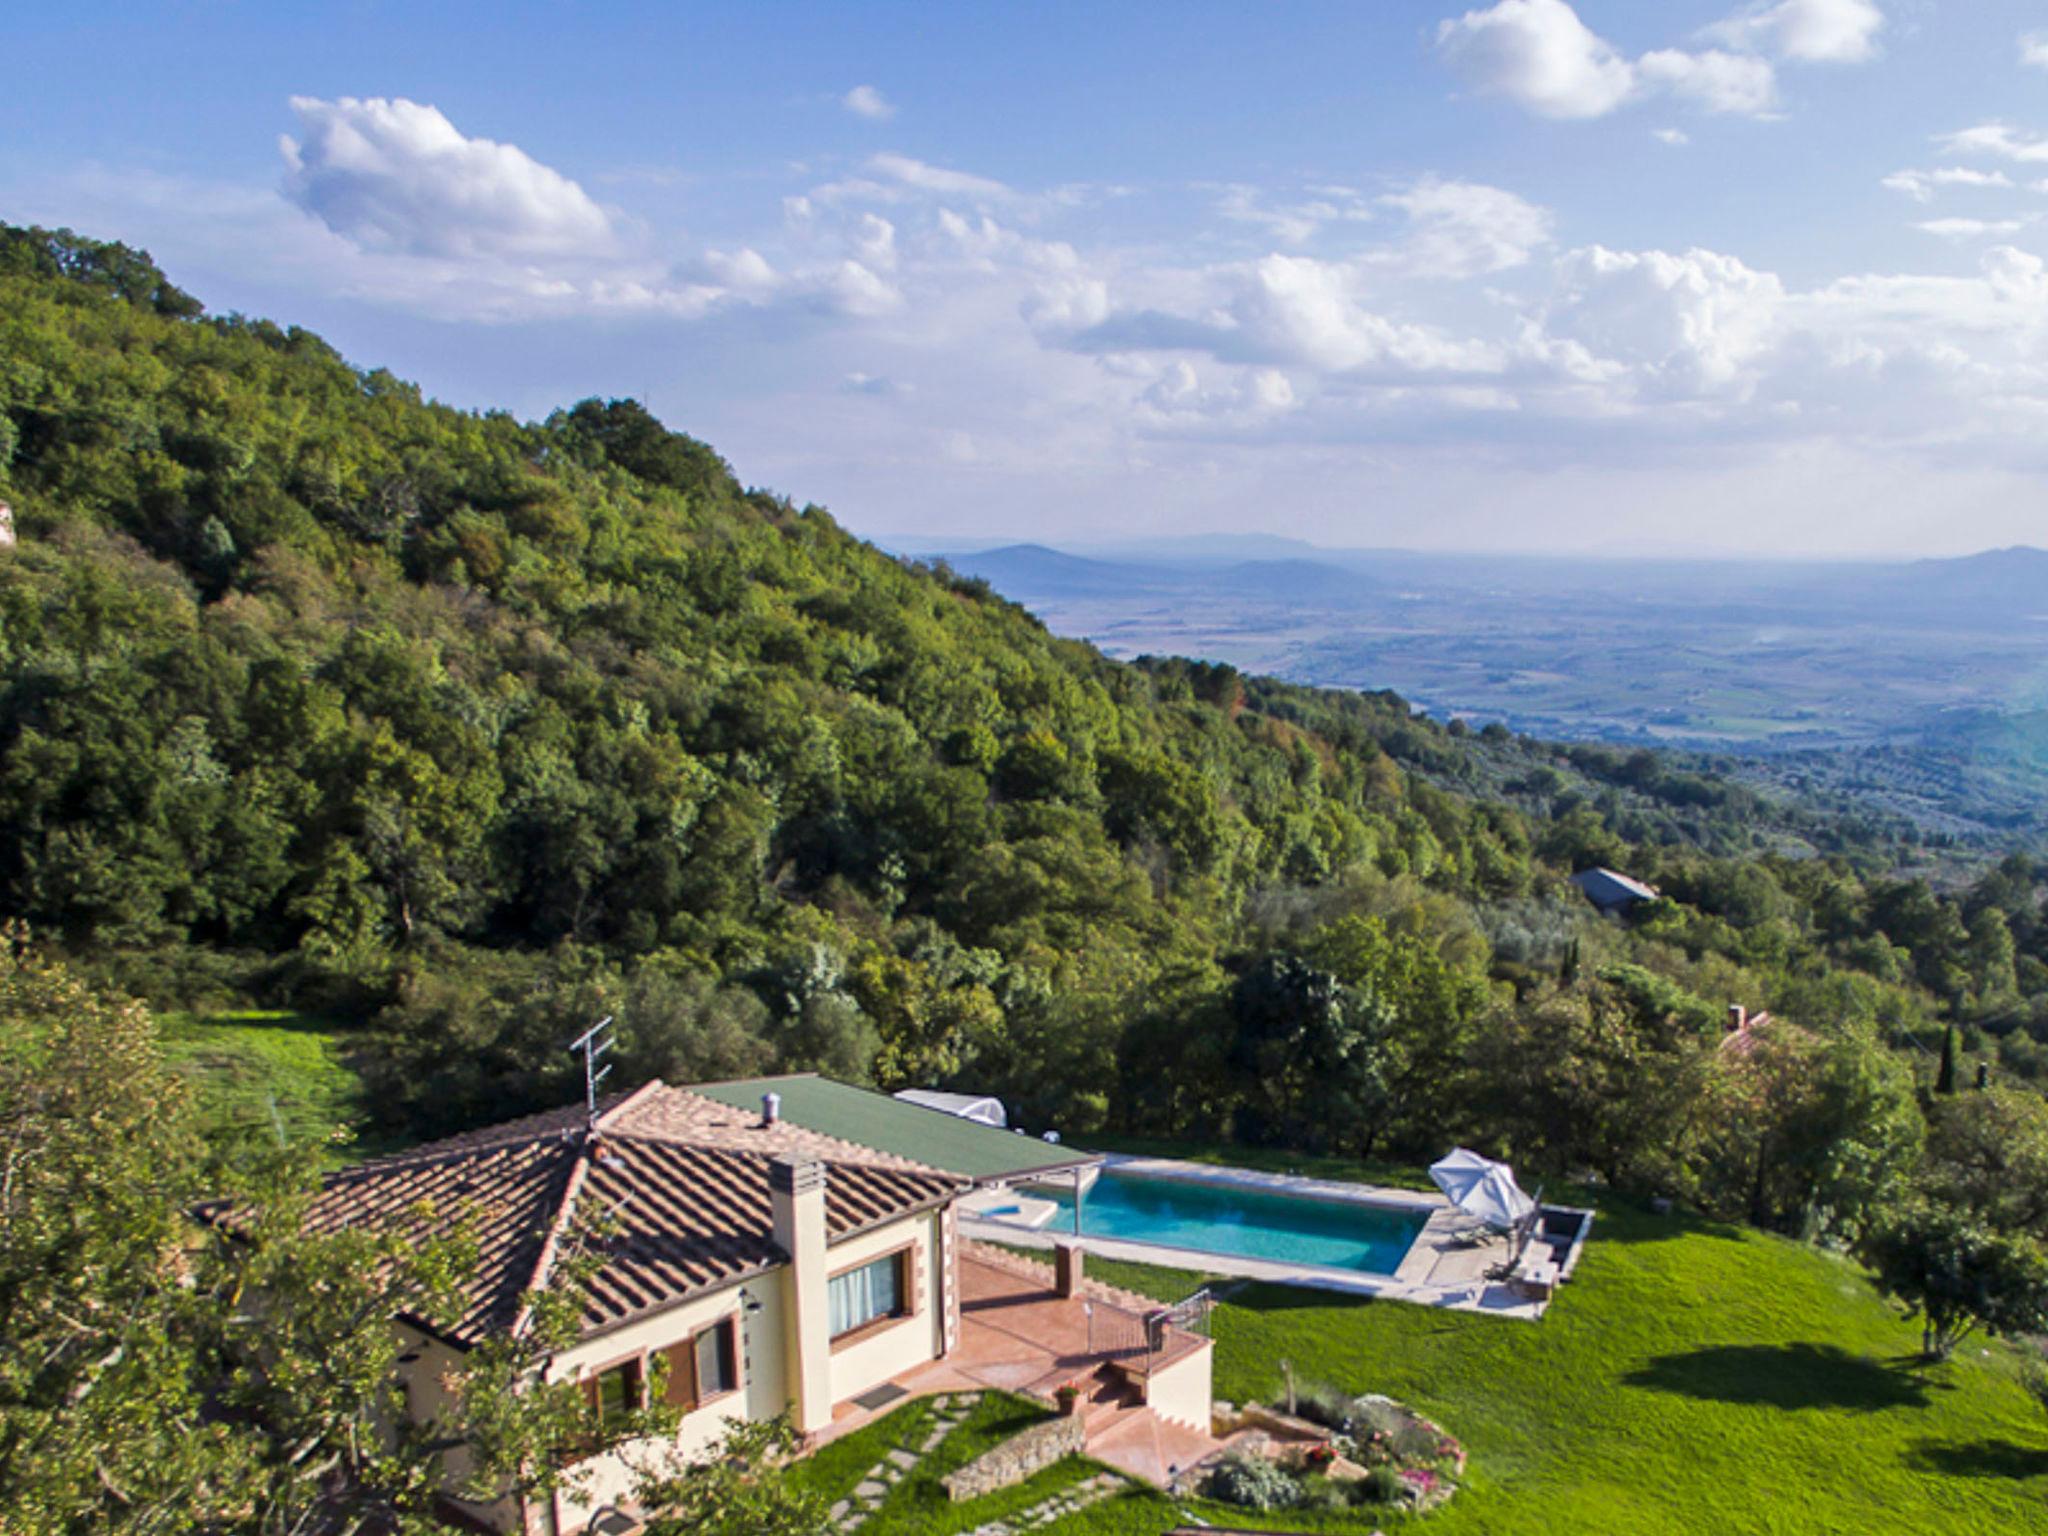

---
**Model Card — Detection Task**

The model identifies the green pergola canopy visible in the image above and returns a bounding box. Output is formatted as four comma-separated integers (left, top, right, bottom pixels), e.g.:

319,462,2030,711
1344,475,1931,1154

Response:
688,1075,1099,1185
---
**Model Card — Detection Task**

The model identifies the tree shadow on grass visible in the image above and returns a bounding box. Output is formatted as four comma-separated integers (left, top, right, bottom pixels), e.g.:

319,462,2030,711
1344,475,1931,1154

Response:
1623,1344,1950,1411
1905,1438,2048,1480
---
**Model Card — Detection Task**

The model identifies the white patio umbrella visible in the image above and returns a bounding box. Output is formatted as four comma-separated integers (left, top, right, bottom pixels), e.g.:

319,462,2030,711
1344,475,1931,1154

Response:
1430,1147,1536,1231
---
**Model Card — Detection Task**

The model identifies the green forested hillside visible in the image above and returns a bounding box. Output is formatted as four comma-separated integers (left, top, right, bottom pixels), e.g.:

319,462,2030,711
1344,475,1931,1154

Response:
8,223,2048,1238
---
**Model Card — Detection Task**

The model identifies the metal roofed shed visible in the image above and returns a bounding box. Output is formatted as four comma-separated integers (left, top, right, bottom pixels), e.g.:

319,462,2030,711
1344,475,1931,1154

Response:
893,1088,1007,1128
1570,866,1661,913
689,1075,1100,1186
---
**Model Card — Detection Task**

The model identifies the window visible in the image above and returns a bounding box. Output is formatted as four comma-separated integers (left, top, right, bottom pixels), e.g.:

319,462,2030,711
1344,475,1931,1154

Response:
585,1356,644,1427
663,1317,739,1412
829,1250,909,1340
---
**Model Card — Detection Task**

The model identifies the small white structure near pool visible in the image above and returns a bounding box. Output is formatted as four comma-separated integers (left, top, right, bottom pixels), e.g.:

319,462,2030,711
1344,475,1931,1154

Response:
893,1088,1008,1127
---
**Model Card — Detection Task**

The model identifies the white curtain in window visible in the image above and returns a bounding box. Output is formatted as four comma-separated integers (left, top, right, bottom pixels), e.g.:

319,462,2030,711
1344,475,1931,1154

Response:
829,1254,901,1336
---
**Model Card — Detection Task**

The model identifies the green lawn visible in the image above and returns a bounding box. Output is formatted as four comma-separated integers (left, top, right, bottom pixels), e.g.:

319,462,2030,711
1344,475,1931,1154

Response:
158,1009,382,1154
843,1177,2048,1533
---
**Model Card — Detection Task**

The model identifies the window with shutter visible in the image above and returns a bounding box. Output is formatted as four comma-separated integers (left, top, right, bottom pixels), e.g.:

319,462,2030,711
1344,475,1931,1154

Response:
664,1317,739,1412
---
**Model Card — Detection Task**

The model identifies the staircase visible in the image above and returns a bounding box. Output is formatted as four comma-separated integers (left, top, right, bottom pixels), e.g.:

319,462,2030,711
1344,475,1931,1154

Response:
1080,1364,1145,1437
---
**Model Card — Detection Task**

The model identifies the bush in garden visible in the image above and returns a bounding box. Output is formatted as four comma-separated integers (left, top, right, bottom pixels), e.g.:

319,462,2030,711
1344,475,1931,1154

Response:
1359,1466,1406,1505
1207,1453,1302,1511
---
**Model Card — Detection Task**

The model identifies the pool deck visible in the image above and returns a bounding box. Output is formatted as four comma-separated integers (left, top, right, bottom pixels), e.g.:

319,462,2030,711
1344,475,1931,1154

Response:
961,1154,1551,1321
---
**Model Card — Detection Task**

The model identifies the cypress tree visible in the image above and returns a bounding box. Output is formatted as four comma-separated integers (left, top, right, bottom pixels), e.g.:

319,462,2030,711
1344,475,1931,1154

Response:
1936,1024,1958,1096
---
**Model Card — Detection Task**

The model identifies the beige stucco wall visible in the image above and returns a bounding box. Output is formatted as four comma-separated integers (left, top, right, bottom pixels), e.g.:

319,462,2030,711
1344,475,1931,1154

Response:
825,1208,947,1407
1144,1338,1214,1432
548,1279,788,1533
396,1203,955,1536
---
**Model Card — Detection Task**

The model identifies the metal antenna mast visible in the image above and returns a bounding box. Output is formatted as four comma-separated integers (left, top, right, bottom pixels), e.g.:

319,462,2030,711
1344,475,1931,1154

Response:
566,1016,615,1130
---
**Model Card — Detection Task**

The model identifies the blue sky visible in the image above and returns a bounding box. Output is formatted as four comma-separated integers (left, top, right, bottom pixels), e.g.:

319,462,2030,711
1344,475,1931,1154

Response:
11,1,2048,556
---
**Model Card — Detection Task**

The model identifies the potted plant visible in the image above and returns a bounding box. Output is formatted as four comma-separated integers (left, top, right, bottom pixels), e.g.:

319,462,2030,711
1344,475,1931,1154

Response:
1055,1381,1084,1417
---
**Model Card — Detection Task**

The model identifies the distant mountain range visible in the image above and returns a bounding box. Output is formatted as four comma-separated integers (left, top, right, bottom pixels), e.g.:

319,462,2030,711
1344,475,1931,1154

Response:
900,539,2048,788
920,540,2048,626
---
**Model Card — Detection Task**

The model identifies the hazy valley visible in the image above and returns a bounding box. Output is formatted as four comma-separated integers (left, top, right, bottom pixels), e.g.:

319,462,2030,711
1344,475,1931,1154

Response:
910,538,2048,848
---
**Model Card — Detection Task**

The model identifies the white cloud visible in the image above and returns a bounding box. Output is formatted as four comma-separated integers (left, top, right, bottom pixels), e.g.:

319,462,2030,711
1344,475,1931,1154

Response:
2021,32,2048,71
1213,184,1375,245
1548,245,1787,399
1638,47,1779,117
1706,0,1885,64
1435,0,1639,120
279,96,614,259
842,85,897,121
1882,167,2015,201
1913,216,2035,239
866,152,1010,201
1372,178,1554,277
1436,0,1893,123
1942,123,2048,164
1653,127,1691,146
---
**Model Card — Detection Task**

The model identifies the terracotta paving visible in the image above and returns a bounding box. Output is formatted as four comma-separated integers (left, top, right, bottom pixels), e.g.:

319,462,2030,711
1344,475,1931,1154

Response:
819,1254,1233,1485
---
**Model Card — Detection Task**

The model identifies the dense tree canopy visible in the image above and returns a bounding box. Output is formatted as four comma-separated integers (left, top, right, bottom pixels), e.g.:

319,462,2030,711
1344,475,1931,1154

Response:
10,221,2048,1244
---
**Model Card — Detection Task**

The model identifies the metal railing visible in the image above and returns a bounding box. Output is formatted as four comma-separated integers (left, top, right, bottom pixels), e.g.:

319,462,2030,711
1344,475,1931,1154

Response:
1084,1286,1213,1383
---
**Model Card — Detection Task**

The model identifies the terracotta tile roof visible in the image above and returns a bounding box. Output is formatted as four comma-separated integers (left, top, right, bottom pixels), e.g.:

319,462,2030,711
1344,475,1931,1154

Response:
282,1082,965,1347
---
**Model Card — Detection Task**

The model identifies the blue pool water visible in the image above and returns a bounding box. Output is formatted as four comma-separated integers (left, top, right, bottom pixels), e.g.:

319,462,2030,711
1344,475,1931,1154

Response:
1040,1170,1427,1274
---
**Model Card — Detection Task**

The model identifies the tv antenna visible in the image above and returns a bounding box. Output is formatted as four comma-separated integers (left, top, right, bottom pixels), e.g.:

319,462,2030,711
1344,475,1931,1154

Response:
566,1015,615,1130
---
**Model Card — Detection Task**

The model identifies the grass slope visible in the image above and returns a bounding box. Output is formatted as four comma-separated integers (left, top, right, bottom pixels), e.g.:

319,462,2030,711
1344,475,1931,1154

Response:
1118,1204,2048,1534
158,1010,374,1152
837,1192,2048,1534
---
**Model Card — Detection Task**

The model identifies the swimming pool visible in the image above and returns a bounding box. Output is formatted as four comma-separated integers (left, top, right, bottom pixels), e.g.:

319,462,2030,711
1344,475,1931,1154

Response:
1036,1169,1429,1275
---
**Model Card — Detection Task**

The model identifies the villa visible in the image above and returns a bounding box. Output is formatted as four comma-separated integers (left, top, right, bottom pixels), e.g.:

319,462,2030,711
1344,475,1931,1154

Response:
293,1075,1216,1535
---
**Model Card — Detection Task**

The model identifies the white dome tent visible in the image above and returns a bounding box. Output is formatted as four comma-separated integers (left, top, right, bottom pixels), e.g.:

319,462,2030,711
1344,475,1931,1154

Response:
892,1088,1008,1129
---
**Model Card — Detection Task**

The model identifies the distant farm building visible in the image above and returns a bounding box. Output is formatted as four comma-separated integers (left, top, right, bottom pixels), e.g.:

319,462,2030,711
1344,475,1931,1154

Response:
1571,867,1661,914
894,1088,1008,1128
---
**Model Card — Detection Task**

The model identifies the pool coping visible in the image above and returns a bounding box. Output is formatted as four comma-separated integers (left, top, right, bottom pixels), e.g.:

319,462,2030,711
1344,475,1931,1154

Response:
965,1153,1550,1321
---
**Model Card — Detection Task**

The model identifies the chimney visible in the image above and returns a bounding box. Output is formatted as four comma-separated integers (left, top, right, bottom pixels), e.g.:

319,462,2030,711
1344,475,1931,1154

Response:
761,1091,782,1128
769,1156,832,1434
1727,1004,1746,1036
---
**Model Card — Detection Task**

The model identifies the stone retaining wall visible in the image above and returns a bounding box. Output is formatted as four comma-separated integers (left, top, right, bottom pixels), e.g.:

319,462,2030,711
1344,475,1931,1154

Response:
939,1414,1086,1502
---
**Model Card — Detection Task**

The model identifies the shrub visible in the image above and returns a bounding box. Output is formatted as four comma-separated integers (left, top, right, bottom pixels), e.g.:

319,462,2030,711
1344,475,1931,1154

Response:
1359,1466,1405,1505
1293,1382,1356,1431
1207,1453,1302,1511
1296,1478,1352,1513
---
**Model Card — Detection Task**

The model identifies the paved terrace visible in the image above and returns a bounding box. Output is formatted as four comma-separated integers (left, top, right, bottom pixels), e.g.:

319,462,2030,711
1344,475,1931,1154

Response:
818,1248,1236,1487
963,1154,1552,1320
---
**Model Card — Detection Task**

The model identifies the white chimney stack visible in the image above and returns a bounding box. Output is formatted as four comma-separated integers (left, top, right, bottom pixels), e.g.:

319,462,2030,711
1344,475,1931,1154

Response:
762,1091,782,1127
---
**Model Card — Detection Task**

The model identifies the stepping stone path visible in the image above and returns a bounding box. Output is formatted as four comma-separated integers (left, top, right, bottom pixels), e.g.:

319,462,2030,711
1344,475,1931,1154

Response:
831,1393,980,1532
959,1471,1128,1535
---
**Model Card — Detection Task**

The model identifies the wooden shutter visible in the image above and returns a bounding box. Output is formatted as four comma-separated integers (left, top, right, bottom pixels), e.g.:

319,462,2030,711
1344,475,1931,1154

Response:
663,1339,698,1411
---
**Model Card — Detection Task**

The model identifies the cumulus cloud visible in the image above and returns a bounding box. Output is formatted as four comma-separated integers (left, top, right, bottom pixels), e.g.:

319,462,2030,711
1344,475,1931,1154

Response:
1548,245,1787,399
1435,0,1639,120
842,85,897,121
1705,0,1885,64
1436,0,1889,122
2025,33,2048,71
280,96,615,259
1653,127,1691,146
